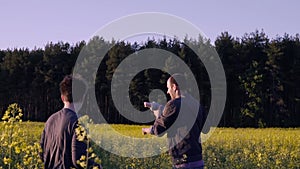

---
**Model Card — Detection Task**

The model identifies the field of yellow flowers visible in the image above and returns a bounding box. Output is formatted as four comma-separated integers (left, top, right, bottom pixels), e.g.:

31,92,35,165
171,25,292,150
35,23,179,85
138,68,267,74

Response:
0,104,299,169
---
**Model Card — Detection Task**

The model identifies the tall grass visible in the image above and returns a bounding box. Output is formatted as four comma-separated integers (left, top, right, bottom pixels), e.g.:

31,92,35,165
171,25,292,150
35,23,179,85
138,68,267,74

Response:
1,105,299,168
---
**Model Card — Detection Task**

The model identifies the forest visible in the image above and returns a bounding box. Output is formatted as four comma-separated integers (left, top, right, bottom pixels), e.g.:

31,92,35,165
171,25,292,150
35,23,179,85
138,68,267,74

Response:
0,30,299,127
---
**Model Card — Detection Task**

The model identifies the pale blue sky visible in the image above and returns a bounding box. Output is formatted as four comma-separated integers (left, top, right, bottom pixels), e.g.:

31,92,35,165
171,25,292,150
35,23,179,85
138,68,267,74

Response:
1,0,299,49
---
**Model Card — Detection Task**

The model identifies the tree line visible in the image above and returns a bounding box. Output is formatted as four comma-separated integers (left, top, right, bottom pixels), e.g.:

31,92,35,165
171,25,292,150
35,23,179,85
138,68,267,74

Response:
0,30,299,127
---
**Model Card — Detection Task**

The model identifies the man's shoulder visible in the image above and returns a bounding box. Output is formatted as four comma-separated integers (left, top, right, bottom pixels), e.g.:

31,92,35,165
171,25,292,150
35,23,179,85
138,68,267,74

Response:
166,98,181,106
61,108,78,121
164,98,181,112
62,108,77,115
46,109,62,121
46,108,77,123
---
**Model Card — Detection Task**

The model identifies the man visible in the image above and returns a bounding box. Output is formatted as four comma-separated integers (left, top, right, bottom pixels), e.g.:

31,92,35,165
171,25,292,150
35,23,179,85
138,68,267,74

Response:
40,75,102,169
143,74,207,169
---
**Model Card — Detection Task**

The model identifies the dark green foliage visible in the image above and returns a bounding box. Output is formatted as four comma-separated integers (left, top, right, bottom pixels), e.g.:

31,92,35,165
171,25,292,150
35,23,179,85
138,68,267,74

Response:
0,31,300,127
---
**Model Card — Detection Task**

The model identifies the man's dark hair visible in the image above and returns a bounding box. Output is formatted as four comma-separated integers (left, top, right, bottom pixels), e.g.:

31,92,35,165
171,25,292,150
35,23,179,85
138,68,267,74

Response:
59,75,87,103
169,73,186,90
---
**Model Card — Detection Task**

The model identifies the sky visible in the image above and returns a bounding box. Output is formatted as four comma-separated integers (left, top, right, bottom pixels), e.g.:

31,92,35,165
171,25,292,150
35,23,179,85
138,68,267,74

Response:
1,0,300,50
